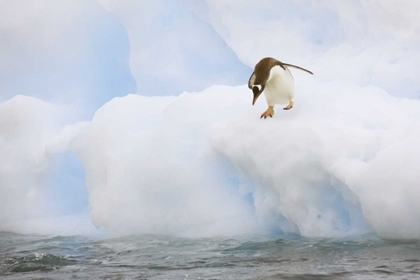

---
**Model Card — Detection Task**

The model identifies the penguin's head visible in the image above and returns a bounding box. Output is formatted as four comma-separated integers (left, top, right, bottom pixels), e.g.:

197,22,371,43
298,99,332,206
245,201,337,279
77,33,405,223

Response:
252,84,263,105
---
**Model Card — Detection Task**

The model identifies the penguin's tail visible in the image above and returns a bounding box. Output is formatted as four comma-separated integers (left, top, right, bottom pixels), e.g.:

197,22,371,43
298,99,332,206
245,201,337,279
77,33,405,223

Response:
282,63,314,75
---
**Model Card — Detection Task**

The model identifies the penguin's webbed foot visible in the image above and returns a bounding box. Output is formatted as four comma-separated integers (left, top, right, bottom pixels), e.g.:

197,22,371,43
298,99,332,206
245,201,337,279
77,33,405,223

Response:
260,107,275,119
283,101,294,110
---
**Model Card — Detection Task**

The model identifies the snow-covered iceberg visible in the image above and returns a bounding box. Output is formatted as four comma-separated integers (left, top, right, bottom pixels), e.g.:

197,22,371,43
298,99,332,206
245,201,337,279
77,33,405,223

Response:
1,0,420,240
69,76,420,239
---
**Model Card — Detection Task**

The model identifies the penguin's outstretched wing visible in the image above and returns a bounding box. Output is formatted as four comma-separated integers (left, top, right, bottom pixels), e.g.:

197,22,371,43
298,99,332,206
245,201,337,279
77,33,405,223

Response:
281,63,314,75
275,62,287,71
248,72,256,89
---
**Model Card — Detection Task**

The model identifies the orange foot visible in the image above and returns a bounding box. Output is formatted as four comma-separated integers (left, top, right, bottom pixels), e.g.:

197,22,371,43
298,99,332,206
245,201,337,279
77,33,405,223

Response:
283,101,294,110
260,107,275,119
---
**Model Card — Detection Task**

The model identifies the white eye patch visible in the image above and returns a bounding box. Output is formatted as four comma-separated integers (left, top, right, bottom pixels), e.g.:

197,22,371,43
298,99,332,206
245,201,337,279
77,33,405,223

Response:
248,73,256,88
253,84,262,91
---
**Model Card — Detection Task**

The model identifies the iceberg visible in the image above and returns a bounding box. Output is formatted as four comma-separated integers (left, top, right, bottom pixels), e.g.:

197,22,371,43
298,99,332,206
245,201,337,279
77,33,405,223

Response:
1,75,420,239
1,0,420,240
69,77,420,239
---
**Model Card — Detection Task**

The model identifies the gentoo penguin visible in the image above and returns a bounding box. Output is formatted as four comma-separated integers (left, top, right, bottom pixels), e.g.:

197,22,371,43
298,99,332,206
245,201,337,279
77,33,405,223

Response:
248,57,313,119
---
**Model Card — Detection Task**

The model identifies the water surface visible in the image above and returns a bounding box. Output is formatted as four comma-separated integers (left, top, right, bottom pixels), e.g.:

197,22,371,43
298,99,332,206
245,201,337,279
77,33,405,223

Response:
1,232,420,279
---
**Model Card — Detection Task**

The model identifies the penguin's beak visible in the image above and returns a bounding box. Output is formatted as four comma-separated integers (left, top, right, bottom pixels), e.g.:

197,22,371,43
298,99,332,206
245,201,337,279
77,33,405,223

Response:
252,86,261,106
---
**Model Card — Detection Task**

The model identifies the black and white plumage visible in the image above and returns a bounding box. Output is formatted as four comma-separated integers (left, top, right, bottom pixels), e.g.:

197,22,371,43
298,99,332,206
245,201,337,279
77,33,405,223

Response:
248,57,313,118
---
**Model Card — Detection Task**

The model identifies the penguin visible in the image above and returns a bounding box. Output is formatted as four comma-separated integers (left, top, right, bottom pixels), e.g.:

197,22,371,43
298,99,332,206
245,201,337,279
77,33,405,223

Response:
248,57,313,119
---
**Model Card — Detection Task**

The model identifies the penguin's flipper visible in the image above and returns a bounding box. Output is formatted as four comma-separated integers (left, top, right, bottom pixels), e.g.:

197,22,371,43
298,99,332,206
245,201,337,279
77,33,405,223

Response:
272,60,287,71
248,72,256,89
282,63,314,75
278,64,287,71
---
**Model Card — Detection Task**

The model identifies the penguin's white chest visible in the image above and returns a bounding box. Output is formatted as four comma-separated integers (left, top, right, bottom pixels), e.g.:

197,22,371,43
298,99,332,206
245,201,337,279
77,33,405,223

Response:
263,66,295,106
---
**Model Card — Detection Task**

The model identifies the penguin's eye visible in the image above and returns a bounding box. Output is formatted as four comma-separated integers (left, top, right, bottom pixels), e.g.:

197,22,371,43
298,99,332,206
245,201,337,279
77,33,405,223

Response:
253,85,262,91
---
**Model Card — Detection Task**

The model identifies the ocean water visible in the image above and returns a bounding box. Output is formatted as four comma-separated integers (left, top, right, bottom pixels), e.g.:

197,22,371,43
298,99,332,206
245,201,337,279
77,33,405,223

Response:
1,232,420,280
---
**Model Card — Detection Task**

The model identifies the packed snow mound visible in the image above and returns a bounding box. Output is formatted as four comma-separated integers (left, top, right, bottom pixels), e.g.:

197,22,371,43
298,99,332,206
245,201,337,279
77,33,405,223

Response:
70,77,420,239
213,80,420,239
70,93,258,237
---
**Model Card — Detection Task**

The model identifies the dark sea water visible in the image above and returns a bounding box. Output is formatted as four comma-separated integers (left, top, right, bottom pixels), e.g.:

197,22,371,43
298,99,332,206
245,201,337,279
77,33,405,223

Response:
1,232,420,280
